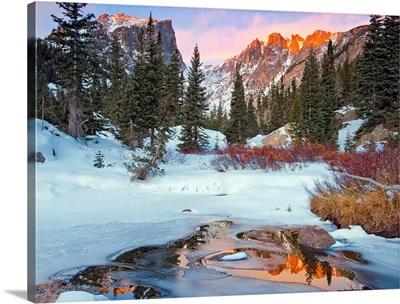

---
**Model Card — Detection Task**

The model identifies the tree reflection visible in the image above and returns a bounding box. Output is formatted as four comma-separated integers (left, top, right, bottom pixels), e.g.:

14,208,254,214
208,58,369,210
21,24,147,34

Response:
321,261,333,286
302,250,319,285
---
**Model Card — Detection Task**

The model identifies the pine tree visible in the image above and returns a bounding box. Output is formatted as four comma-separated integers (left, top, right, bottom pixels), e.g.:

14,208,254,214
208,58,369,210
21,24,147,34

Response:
50,2,98,138
37,72,57,129
355,15,399,130
226,68,247,144
163,40,184,126
268,79,284,132
381,15,399,127
204,104,218,131
126,51,147,148
288,78,300,124
245,95,259,138
178,44,209,153
320,40,339,144
93,151,105,168
84,56,106,136
105,33,127,128
343,130,357,152
294,48,323,143
337,56,356,105
123,13,166,149
216,102,227,132
255,94,266,134
142,14,165,146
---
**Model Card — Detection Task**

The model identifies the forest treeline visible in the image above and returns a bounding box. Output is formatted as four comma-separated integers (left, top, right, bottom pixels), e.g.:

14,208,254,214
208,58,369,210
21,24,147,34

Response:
205,15,399,146
35,3,399,178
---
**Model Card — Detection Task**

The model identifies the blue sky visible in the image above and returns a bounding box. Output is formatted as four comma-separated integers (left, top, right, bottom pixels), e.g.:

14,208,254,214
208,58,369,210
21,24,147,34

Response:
34,1,372,64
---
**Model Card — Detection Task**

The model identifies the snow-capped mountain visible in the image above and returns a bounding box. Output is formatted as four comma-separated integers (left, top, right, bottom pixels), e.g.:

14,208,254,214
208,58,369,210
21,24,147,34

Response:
203,25,368,112
95,13,187,72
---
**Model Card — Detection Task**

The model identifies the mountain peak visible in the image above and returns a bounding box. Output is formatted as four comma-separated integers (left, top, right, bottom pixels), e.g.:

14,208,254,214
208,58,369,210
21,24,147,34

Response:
97,13,159,32
288,34,305,53
267,33,288,48
303,30,333,48
249,38,262,49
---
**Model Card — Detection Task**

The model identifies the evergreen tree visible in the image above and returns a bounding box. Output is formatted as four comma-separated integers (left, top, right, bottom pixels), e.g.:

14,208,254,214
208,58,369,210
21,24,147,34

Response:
93,151,105,168
124,13,166,148
84,56,106,136
381,15,399,127
337,55,356,105
50,2,98,138
178,44,209,152
105,33,127,128
255,94,267,134
288,78,300,124
320,40,339,144
37,72,57,129
355,15,399,130
294,48,323,143
126,51,147,147
142,14,165,146
204,104,218,131
268,80,284,132
216,102,228,133
245,95,259,138
164,41,184,126
343,130,357,152
226,68,247,144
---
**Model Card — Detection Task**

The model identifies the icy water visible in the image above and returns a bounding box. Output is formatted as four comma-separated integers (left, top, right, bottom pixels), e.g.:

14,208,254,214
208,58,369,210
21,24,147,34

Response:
51,220,398,300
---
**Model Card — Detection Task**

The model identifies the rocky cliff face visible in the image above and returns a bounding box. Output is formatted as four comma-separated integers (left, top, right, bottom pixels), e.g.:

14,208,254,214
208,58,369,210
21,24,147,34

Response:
95,13,186,72
203,25,368,112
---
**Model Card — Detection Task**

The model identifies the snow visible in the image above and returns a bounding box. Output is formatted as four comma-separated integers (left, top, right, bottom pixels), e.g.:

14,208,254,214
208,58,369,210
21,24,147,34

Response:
55,291,109,302
335,104,355,115
246,134,267,147
220,252,248,261
33,119,399,301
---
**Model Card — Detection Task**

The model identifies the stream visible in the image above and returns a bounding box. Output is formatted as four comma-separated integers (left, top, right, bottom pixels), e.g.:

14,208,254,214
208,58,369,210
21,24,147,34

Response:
38,220,400,301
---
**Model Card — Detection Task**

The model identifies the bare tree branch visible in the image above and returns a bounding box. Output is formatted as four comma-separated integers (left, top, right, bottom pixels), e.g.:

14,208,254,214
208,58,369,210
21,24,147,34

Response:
341,172,400,191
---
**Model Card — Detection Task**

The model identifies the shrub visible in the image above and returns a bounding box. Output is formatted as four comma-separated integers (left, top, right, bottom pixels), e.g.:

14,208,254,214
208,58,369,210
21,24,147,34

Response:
93,151,105,168
310,146,400,238
210,143,336,172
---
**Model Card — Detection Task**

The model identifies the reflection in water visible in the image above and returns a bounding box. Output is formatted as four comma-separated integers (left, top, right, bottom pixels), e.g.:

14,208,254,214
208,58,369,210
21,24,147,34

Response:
196,222,368,291
54,221,372,300
205,251,366,291
103,285,162,300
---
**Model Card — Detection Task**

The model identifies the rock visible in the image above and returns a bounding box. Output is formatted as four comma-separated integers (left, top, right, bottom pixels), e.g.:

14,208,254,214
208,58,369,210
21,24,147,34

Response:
359,124,390,145
36,152,46,163
182,209,192,213
261,123,294,147
298,225,335,250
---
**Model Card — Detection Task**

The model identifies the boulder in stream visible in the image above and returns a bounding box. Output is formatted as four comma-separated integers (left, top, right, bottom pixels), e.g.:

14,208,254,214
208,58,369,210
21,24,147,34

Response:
298,225,335,250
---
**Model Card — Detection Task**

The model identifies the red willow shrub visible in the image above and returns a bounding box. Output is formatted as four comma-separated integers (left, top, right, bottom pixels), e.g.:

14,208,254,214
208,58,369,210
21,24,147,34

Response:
322,147,400,186
210,144,336,172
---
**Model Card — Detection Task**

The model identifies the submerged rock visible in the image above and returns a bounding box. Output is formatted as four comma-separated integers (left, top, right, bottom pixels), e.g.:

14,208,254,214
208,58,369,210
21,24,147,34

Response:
298,225,335,250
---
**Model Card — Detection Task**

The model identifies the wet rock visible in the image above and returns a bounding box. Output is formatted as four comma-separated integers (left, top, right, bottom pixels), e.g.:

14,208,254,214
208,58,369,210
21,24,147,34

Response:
298,225,335,250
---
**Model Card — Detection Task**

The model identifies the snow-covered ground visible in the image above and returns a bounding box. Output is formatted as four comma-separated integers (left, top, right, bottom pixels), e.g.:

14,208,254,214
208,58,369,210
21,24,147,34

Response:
33,119,399,302
337,118,366,151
